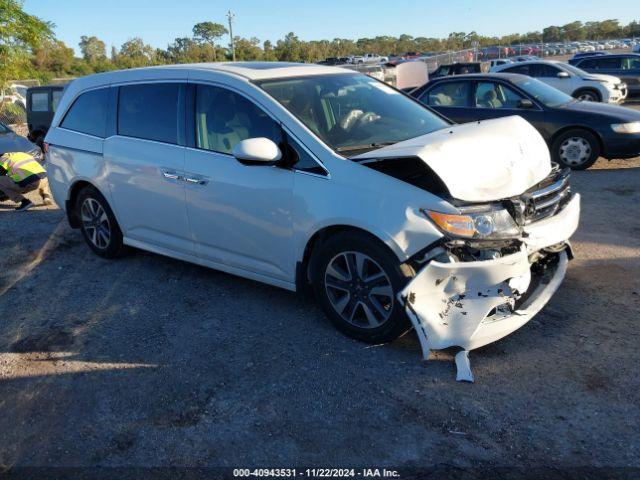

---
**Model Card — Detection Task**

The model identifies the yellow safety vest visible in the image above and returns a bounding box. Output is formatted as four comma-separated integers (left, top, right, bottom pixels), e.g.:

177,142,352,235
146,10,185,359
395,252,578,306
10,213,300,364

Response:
0,152,45,186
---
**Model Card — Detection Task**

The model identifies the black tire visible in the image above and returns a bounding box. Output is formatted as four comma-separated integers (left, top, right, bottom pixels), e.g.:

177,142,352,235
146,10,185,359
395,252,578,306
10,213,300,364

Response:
551,129,600,170
572,89,601,102
34,134,45,148
76,185,124,258
311,231,413,344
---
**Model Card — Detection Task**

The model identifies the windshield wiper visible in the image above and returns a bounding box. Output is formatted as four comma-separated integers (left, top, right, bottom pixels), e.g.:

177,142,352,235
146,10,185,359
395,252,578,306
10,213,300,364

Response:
336,141,397,154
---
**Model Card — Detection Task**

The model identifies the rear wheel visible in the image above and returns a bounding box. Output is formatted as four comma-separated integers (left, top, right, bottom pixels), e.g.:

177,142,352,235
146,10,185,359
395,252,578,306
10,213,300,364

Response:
76,186,124,258
551,129,600,170
311,232,413,344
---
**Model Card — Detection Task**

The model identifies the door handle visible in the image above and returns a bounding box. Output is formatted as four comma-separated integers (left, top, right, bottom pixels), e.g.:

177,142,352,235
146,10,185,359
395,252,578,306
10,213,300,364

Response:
184,176,209,186
162,169,183,181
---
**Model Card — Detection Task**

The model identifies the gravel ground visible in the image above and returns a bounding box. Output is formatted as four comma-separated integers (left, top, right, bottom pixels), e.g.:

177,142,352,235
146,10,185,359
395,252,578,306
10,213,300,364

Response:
1,106,639,474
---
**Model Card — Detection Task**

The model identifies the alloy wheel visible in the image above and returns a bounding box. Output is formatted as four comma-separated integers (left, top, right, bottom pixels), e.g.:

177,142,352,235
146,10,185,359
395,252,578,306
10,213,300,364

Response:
559,137,591,166
577,92,597,101
324,251,394,328
80,198,111,249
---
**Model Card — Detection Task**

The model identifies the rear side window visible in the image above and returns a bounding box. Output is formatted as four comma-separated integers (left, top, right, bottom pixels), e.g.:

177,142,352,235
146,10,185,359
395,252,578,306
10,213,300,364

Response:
61,88,109,137
52,90,63,112
118,83,180,144
583,57,622,69
421,81,470,107
30,92,49,112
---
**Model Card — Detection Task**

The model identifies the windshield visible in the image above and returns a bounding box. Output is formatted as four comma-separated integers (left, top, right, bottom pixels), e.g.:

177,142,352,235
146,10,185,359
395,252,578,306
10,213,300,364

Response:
0,123,9,134
256,73,449,155
512,77,573,107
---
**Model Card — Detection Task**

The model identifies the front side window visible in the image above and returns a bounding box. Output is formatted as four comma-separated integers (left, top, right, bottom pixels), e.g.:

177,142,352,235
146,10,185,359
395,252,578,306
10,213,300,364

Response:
257,73,448,155
118,83,180,144
475,82,524,109
61,88,109,138
534,64,562,78
195,85,282,155
421,81,470,107
30,92,49,112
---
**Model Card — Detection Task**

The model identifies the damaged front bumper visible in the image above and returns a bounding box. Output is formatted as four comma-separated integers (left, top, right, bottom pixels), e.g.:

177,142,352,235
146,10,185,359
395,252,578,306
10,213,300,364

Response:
400,193,580,356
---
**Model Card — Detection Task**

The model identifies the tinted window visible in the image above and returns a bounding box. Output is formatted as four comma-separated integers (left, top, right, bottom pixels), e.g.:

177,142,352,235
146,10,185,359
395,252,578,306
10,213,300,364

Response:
118,83,180,144
31,92,49,112
422,81,470,107
593,57,622,69
52,90,63,112
534,64,562,77
475,82,524,109
503,64,531,75
61,88,109,137
195,85,282,155
621,57,640,70
578,59,596,69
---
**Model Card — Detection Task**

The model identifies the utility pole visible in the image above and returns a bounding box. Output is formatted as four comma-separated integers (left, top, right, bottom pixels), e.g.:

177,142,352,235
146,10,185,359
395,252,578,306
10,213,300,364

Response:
227,10,236,62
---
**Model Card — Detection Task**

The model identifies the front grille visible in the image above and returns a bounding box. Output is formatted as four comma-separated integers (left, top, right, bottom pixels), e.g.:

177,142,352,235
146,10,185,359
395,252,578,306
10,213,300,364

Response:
506,165,573,226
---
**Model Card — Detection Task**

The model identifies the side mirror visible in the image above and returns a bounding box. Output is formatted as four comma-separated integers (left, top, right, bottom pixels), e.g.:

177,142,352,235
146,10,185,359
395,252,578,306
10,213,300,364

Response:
517,99,534,109
232,137,282,166
557,71,570,79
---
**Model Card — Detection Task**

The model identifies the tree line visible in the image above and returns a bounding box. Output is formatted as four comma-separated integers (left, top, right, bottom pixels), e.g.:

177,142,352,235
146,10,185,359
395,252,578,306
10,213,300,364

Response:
2,0,640,89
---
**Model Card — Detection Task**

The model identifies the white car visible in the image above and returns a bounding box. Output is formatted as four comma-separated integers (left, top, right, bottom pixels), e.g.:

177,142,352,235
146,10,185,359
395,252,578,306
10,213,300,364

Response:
494,60,627,103
353,53,388,64
44,63,579,370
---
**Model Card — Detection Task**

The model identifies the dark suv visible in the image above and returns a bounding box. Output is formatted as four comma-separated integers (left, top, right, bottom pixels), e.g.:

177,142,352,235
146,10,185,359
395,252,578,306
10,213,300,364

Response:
26,85,66,146
569,54,640,96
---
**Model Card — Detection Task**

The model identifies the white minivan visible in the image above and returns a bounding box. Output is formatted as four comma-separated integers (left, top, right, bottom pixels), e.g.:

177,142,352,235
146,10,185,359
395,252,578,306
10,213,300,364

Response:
44,62,580,360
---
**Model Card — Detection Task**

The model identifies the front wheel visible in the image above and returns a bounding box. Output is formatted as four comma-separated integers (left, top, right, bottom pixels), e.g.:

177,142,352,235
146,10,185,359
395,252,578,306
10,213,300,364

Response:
551,129,600,170
76,186,124,258
311,232,413,344
573,89,601,102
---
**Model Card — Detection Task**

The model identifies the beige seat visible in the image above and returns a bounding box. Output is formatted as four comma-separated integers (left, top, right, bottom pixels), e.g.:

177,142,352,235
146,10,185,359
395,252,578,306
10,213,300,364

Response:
432,92,454,106
480,89,503,108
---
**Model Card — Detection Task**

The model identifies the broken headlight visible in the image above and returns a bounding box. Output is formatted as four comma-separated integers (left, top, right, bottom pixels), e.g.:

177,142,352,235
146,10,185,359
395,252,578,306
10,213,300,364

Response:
422,206,520,240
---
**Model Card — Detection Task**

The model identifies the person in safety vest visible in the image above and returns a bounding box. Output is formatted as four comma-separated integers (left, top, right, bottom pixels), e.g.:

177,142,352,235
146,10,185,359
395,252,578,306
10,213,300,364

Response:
0,151,52,211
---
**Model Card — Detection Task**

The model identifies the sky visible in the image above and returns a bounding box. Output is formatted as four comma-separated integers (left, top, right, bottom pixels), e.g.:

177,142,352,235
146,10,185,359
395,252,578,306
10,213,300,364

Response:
23,0,639,54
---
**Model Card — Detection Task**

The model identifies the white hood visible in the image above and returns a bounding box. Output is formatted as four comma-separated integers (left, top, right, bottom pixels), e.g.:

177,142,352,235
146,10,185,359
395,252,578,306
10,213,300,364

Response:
586,73,621,84
354,116,551,202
